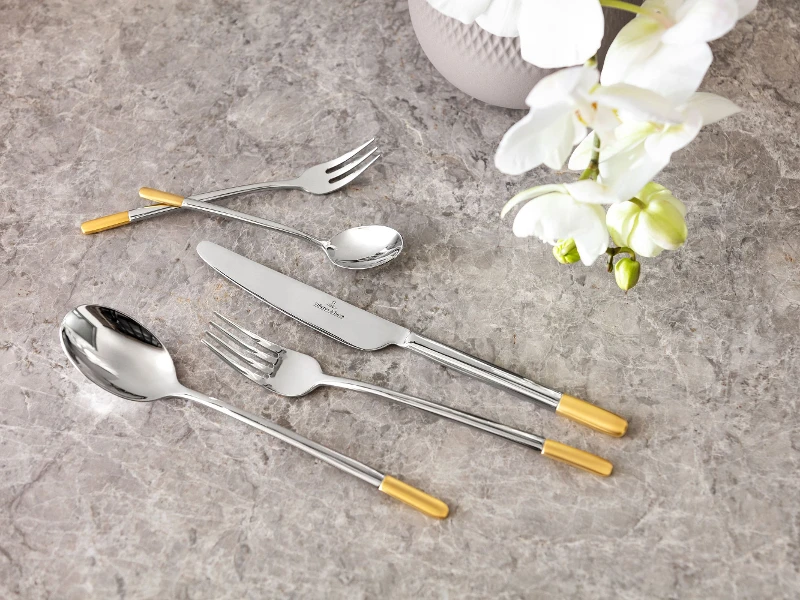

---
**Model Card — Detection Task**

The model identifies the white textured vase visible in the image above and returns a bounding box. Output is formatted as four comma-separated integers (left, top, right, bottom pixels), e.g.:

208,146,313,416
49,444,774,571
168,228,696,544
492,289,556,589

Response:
408,0,637,110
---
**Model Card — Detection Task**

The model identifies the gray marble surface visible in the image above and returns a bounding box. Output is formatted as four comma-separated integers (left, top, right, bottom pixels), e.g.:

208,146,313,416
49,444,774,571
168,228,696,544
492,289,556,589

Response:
2,1,799,598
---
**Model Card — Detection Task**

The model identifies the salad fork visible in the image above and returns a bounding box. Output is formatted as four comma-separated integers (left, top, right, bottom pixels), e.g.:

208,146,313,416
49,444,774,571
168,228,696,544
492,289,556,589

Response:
81,138,380,234
203,313,613,477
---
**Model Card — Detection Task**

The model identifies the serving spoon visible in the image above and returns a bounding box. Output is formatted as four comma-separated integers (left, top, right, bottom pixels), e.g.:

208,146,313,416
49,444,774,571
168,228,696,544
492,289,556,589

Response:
138,188,403,270
59,304,448,518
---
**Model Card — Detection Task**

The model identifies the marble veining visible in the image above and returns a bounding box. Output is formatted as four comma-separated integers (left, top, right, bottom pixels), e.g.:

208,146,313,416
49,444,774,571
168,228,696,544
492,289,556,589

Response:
1,0,799,598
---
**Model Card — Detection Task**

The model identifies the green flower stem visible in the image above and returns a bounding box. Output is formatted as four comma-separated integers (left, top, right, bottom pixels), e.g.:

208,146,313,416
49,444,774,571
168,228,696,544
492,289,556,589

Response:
605,246,637,272
578,133,601,181
599,0,653,17
628,197,646,209
599,0,673,27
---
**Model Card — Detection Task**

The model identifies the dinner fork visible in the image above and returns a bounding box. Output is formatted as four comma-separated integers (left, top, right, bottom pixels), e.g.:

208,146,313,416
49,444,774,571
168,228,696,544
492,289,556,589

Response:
81,138,381,234
203,313,614,477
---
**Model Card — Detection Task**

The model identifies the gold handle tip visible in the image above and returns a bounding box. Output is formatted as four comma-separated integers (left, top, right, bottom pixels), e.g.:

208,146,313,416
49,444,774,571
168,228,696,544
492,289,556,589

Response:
80,211,131,234
556,394,628,437
542,439,613,477
379,475,449,519
138,187,185,206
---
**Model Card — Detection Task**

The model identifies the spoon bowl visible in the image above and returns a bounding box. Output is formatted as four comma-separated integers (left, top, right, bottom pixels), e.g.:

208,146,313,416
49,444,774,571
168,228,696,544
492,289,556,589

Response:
60,305,179,402
325,226,403,270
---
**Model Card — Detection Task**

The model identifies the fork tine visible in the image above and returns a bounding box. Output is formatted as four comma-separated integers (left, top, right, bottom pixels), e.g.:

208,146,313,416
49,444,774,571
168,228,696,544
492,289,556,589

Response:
327,153,381,189
205,330,276,375
212,311,260,342
202,338,268,386
208,322,280,365
321,137,376,172
213,312,287,355
326,145,379,177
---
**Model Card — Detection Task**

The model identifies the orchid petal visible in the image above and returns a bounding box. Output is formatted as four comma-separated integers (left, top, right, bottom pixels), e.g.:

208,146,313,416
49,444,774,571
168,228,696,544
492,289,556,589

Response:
599,121,656,161
525,66,597,109
601,16,664,87
494,104,581,175
501,184,566,218
606,200,641,247
601,142,670,201
737,0,758,17
564,179,621,204
590,106,623,143
627,221,666,257
513,192,609,264
639,198,688,250
663,0,739,44
644,109,702,160
684,92,741,125
658,190,687,217
573,204,611,265
543,113,587,170
519,0,605,68
425,0,493,24
613,41,712,104
475,0,522,37
644,0,683,13
568,133,597,170
594,83,683,124
512,192,570,241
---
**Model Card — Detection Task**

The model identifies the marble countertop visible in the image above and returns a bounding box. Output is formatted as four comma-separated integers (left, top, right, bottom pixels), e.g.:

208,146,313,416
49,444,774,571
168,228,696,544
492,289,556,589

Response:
2,0,799,598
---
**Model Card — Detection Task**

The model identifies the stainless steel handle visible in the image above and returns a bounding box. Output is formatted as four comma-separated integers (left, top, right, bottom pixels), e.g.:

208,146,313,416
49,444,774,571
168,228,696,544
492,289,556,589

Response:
181,387,450,517
402,332,562,410
328,377,545,451
181,198,325,247
179,387,383,486
402,333,628,437
128,181,296,223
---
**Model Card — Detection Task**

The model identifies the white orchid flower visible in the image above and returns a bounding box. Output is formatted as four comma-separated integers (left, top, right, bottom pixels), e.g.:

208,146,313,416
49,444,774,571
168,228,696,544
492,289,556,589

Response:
495,66,683,176
602,0,758,102
501,180,620,265
425,0,605,68
476,0,522,37
736,0,759,17
569,92,740,200
606,183,688,257
426,0,498,29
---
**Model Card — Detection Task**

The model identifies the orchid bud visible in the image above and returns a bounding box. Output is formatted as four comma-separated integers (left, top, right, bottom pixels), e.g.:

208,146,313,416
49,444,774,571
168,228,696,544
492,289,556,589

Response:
614,257,640,291
553,238,581,264
606,183,688,258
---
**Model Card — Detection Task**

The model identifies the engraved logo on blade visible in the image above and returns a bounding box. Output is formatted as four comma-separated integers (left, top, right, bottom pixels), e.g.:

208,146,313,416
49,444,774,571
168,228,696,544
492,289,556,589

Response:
313,299,345,320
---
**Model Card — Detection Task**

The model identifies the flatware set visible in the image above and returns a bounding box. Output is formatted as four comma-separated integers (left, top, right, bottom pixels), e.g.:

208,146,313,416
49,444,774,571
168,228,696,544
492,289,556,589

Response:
67,137,628,520
203,312,612,476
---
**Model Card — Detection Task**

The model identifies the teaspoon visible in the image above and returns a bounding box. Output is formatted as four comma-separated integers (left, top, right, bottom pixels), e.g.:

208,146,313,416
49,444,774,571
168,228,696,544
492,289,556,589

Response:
59,305,448,518
139,188,403,270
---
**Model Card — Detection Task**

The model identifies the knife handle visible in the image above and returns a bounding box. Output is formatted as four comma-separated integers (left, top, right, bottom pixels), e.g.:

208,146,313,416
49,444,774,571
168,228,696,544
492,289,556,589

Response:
403,333,628,437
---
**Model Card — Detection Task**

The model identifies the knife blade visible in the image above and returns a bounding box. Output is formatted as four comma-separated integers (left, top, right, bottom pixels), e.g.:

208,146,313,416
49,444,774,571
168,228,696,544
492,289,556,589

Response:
197,241,628,437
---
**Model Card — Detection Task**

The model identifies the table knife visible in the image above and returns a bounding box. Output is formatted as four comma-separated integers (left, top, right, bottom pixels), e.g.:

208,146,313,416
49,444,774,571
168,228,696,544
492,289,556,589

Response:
196,241,628,437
